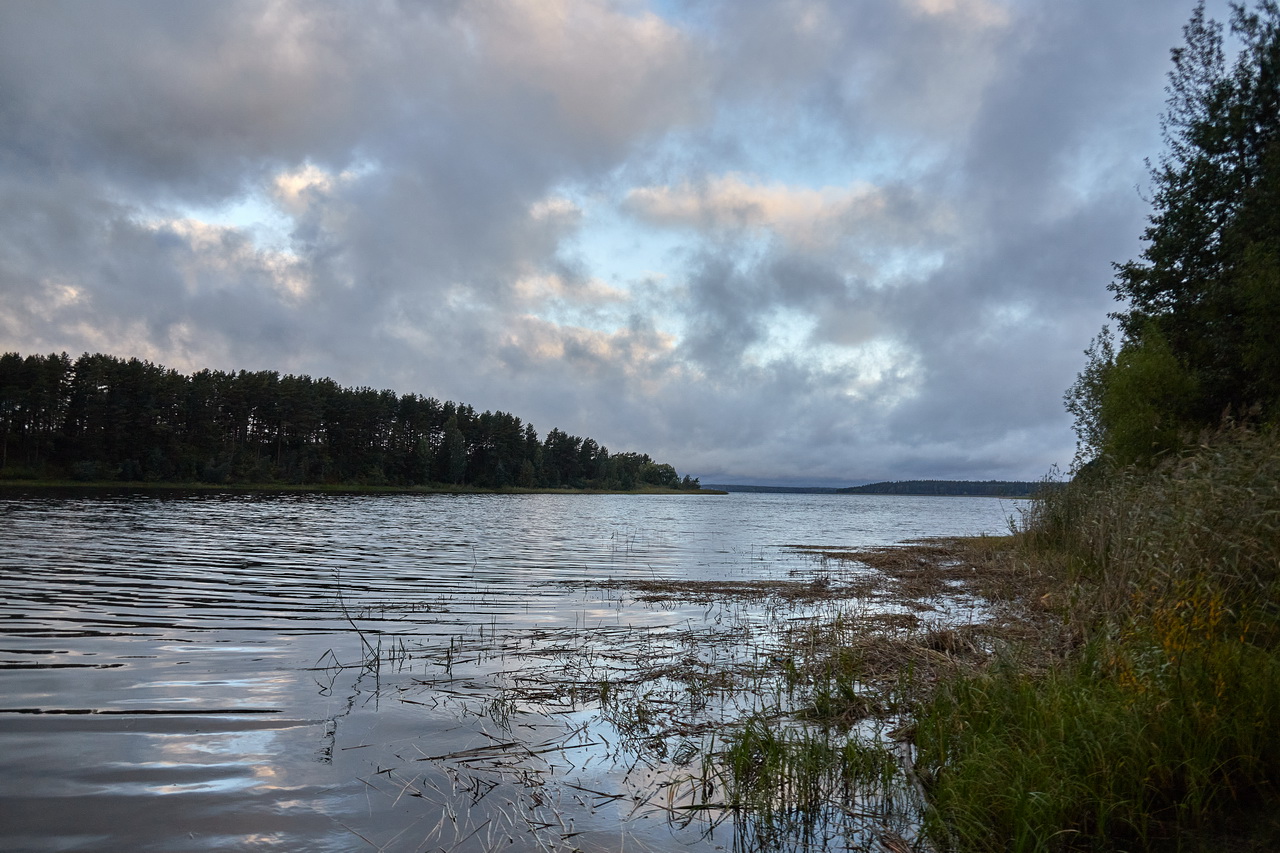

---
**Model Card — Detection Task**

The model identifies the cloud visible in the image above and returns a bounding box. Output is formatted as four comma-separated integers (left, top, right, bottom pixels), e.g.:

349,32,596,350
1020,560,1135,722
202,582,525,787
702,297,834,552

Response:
461,0,706,147
624,173,913,249
0,0,1218,483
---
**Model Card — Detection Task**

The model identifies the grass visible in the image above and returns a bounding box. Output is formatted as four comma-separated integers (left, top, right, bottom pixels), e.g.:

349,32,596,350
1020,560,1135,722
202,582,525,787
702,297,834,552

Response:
913,427,1280,851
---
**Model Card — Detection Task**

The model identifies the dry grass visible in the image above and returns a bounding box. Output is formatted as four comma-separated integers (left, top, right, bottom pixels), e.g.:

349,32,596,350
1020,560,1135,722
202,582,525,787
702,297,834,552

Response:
366,534,1071,851
568,536,1065,719
796,536,1045,603
594,574,882,604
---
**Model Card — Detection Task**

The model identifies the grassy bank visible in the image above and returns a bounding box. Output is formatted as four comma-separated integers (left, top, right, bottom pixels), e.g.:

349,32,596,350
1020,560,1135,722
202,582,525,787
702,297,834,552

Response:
914,428,1280,850
655,428,1280,850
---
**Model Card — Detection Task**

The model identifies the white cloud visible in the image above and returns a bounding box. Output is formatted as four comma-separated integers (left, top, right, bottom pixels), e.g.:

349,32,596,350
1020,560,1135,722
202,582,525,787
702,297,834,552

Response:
528,195,583,224
139,217,312,303
460,0,707,144
904,0,1011,29
512,272,628,307
271,162,344,217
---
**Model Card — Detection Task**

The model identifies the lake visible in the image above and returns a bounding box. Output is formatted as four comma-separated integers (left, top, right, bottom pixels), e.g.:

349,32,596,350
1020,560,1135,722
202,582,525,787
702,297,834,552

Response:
0,490,1022,852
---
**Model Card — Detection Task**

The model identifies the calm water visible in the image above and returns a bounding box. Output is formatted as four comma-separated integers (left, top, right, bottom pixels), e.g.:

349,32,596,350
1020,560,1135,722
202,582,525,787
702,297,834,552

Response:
0,490,1020,852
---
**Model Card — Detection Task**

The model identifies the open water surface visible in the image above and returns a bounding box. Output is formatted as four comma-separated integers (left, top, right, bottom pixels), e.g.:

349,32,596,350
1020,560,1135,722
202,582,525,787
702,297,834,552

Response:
0,490,1021,852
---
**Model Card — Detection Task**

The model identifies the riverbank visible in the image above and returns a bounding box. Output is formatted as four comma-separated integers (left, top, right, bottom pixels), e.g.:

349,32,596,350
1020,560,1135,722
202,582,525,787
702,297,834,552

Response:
0,477,727,496
911,428,1280,851
540,428,1279,850
757,428,1280,851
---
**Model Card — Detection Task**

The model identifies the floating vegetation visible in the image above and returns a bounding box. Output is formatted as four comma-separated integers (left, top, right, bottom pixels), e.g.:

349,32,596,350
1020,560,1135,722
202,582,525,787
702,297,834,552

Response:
327,537,1046,851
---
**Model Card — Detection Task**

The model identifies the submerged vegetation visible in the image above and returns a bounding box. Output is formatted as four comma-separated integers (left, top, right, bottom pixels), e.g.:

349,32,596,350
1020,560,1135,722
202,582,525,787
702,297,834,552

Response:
355,534,1035,851
0,350,700,490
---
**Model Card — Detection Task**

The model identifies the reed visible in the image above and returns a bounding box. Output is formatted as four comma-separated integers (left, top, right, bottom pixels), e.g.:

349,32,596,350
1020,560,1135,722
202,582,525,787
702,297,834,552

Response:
916,427,1280,850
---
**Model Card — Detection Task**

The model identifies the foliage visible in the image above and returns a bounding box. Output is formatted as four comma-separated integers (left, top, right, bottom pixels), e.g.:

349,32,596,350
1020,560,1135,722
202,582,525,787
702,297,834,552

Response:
1099,323,1200,464
1072,1,1280,466
0,350,701,491
1063,329,1115,468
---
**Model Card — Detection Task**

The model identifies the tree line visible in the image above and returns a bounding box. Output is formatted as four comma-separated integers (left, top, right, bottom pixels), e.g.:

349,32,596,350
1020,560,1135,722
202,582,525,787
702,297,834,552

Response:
0,351,700,491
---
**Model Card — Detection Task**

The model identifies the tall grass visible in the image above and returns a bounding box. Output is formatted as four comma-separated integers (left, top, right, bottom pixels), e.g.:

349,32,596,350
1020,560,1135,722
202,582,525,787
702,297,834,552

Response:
917,427,1280,850
705,715,917,850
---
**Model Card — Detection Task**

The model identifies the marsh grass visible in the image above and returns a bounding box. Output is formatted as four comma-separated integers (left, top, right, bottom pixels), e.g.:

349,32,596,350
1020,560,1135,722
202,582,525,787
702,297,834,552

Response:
915,428,1280,851
329,527,1059,850
702,716,918,850
532,548,1024,849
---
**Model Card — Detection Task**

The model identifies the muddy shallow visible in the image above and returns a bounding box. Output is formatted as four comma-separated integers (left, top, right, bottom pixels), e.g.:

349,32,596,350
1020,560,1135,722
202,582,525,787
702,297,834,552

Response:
0,490,1020,851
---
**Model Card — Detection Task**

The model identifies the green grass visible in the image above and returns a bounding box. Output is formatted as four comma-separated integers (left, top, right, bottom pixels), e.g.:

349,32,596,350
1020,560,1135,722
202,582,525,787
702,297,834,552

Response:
918,638,1280,850
915,427,1280,851
720,717,899,812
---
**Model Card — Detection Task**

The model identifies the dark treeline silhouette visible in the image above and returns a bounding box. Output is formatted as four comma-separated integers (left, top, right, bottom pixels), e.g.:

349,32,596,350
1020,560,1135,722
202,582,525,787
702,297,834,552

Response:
837,480,1042,497
0,352,700,491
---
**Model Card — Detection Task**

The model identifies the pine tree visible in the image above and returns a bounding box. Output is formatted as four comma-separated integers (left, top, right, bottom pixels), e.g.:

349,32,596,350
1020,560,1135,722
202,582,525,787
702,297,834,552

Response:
1071,2,1280,465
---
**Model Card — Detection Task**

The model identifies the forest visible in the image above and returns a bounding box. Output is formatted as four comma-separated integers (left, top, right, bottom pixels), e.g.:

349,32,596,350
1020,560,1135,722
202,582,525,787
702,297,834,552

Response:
1066,1,1280,465
0,351,700,491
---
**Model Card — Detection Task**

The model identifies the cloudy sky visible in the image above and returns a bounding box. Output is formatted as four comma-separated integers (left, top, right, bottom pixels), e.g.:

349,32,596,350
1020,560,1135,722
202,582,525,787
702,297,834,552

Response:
0,0,1225,484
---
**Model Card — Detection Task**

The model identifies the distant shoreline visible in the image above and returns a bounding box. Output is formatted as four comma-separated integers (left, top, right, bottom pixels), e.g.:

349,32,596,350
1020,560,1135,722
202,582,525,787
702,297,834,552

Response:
705,480,1045,498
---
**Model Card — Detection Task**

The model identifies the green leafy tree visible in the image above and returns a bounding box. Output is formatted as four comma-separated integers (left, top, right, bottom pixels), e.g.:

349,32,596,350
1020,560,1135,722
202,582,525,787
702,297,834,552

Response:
1101,325,1200,463
1073,1,1280,465
640,461,679,488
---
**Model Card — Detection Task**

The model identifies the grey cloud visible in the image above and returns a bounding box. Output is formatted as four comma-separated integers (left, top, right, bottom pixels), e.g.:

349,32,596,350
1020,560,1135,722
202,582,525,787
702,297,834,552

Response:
676,250,770,368
0,3,371,200
0,0,1214,483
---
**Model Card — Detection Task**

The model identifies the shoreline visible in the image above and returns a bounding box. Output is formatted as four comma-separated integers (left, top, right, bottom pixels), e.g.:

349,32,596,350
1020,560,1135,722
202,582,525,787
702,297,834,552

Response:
0,478,727,496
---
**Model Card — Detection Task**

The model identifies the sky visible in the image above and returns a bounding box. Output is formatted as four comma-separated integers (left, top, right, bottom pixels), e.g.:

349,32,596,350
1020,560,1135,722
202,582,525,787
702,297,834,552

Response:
0,0,1230,485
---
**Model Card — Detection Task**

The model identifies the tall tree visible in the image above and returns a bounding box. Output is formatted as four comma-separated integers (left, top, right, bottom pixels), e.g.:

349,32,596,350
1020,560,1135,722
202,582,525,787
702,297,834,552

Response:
1071,1,1280,465
438,415,468,484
